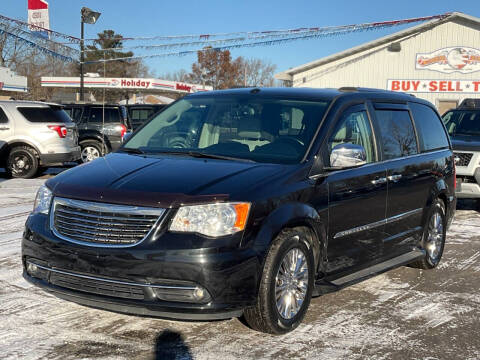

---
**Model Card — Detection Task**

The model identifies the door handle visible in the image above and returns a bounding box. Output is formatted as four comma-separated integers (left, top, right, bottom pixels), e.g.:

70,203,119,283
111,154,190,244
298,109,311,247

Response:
387,174,402,182
371,177,387,185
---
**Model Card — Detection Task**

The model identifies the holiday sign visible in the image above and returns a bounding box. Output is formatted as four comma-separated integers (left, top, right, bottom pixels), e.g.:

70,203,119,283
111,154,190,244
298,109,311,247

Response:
41,77,213,93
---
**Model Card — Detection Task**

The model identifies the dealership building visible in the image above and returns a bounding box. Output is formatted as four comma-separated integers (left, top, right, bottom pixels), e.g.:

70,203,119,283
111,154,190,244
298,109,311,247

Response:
276,12,480,114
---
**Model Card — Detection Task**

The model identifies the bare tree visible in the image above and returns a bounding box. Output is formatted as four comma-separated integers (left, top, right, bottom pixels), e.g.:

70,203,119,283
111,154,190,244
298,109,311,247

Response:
239,58,277,87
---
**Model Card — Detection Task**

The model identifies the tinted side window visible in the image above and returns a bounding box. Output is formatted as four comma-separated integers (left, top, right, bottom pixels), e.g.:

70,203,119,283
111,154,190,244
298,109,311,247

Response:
17,106,72,123
131,109,151,121
375,110,418,160
0,108,8,123
328,109,376,163
409,103,449,151
89,107,121,123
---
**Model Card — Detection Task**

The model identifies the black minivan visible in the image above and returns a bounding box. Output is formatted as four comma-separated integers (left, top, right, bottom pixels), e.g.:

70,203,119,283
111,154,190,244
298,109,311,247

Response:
23,88,455,334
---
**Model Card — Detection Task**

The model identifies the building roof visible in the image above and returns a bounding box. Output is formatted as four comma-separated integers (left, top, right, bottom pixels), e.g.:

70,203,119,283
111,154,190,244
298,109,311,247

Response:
275,12,480,81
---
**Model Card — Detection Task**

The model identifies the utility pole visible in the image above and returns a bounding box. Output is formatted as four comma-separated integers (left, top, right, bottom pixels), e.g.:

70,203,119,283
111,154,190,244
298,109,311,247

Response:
79,7,101,102
80,19,84,101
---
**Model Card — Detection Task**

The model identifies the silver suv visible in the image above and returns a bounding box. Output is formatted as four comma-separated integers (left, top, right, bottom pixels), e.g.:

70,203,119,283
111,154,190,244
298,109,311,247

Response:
0,101,80,178
443,105,480,205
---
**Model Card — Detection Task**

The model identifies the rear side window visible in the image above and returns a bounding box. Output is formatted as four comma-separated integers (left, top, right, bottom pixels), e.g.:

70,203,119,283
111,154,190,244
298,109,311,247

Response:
88,107,122,123
17,106,72,123
0,108,8,123
375,110,418,160
64,107,83,122
130,108,152,121
409,103,449,151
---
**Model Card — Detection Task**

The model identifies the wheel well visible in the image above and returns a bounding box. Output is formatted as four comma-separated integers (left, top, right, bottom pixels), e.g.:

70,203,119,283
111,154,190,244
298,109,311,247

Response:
283,222,324,277
79,137,110,151
6,142,39,158
437,193,447,210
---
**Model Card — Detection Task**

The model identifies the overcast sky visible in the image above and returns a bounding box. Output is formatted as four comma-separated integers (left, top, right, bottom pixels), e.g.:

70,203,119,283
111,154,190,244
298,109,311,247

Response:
3,0,480,77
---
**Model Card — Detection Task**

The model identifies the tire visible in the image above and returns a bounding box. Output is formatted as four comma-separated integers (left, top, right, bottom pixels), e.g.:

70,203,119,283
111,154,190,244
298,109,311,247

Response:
6,146,39,179
243,227,315,334
411,199,446,269
79,140,104,163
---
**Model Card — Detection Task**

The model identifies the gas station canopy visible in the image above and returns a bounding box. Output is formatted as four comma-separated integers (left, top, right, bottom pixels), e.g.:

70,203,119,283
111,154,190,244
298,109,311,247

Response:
41,76,212,94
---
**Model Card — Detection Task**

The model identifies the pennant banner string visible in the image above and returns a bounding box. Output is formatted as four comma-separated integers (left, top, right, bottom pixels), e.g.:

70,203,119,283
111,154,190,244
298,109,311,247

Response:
84,14,449,64
82,13,449,43
0,27,77,62
0,20,80,55
0,13,80,43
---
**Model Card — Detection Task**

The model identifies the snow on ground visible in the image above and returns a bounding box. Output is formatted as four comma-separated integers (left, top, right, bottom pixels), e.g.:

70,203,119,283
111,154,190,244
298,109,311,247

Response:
0,176,479,360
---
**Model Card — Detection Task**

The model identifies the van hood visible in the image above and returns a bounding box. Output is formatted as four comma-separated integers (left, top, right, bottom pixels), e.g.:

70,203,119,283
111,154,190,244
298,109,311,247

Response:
46,153,287,208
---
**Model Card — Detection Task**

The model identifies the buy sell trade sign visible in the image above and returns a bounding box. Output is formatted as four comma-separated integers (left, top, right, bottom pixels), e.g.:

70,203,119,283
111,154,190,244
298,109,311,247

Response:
387,80,480,93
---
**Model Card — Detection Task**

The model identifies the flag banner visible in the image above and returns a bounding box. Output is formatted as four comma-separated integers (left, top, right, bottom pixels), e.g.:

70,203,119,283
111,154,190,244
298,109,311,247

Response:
28,0,50,38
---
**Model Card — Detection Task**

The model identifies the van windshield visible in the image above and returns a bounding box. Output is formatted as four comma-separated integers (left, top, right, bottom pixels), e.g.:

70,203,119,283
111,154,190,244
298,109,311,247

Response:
123,96,330,164
443,110,480,136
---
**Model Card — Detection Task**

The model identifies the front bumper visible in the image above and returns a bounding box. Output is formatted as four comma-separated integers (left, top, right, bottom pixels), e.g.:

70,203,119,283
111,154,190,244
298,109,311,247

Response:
22,213,261,320
40,147,81,165
456,167,480,199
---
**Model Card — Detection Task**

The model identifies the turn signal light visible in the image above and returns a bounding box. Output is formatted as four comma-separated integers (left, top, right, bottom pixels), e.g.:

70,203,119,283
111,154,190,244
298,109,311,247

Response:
48,125,67,138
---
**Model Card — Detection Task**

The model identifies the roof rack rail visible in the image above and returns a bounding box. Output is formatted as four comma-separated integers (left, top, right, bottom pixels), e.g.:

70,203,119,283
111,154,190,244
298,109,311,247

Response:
338,87,416,97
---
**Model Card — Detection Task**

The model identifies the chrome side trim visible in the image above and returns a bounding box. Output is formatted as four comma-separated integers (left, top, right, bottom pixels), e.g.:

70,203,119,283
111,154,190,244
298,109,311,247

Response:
311,148,450,179
50,197,166,248
27,261,197,290
333,208,422,239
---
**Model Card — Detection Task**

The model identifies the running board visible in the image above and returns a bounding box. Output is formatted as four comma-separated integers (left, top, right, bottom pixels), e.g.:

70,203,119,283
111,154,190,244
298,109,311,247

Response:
329,249,425,287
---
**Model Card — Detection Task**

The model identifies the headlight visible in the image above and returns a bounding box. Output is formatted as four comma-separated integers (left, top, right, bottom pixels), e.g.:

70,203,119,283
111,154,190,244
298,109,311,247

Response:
170,202,251,237
33,185,53,214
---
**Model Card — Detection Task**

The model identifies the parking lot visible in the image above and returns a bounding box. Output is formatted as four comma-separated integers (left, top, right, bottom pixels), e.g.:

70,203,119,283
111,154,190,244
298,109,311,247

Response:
0,173,479,360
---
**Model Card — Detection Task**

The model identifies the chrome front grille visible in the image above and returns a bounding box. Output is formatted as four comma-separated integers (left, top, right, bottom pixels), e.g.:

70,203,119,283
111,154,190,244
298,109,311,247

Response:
51,197,165,247
454,152,473,167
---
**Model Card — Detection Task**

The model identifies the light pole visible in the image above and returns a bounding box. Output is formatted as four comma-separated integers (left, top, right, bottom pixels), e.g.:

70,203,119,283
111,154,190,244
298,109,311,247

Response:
80,7,101,101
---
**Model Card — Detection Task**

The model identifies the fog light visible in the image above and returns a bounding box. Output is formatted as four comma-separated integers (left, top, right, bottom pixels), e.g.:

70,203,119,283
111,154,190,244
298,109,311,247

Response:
26,260,49,280
153,284,211,303
193,287,205,301
27,262,38,274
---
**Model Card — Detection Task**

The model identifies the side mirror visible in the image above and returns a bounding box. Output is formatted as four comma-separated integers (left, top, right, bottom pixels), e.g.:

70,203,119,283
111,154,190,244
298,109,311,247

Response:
330,143,367,169
122,131,133,143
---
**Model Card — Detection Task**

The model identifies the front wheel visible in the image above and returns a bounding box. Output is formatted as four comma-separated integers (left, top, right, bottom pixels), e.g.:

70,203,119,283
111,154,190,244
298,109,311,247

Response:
243,228,315,334
411,199,446,269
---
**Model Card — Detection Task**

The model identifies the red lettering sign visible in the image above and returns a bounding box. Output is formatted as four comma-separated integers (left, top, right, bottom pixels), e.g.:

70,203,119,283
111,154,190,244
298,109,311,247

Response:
176,83,192,92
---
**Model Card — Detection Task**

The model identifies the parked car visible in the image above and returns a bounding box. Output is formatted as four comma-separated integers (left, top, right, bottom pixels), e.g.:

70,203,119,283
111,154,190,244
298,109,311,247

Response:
125,104,167,131
62,103,130,163
23,88,455,334
0,101,80,178
442,102,480,204
458,98,480,109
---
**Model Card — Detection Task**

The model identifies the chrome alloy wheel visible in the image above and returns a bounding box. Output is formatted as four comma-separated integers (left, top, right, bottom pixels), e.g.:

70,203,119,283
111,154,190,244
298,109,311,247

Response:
426,212,443,261
275,248,309,320
81,146,100,163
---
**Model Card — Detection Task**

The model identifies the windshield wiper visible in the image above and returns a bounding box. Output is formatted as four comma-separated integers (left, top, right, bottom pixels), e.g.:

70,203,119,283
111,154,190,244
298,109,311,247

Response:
158,150,256,163
120,147,146,155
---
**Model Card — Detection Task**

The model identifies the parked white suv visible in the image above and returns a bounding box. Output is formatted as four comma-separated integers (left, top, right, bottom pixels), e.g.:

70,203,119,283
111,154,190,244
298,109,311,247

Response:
0,101,80,178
